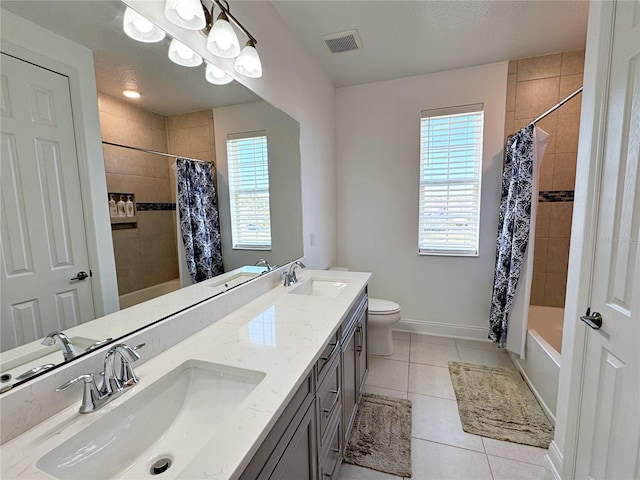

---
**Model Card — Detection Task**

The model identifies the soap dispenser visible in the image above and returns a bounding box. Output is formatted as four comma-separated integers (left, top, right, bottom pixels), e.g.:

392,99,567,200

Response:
109,195,117,217
117,196,126,217
125,196,134,217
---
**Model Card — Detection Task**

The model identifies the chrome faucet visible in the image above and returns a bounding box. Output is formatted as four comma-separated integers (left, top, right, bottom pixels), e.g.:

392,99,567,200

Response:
283,261,306,286
41,331,77,361
255,258,273,271
57,343,144,413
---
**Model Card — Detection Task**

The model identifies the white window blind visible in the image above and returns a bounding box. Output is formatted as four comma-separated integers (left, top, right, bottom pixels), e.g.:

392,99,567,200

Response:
227,131,272,250
419,104,484,256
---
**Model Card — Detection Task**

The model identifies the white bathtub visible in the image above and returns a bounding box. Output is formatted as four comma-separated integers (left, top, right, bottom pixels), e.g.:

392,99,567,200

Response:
509,305,563,424
118,278,181,310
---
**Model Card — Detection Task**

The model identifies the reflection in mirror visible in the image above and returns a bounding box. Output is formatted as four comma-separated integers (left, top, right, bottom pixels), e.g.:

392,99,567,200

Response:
0,0,303,389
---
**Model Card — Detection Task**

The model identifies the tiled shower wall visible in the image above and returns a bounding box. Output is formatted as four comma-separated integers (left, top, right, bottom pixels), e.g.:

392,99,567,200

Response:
504,51,585,307
97,93,178,296
166,109,217,201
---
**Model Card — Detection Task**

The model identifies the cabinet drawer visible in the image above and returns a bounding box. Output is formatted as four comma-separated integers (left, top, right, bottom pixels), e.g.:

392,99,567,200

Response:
340,293,368,343
316,330,340,384
317,353,341,444
319,416,342,480
239,373,314,480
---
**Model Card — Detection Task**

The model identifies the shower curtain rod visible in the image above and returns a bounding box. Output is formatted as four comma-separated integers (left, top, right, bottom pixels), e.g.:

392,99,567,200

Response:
101,141,212,165
526,86,583,128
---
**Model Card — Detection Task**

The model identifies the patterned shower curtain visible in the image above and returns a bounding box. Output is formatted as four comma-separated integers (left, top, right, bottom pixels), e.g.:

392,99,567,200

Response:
489,125,535,347
176,158,224,283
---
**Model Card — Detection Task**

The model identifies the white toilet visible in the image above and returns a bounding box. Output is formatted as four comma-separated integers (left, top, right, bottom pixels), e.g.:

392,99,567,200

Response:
368,298,402,356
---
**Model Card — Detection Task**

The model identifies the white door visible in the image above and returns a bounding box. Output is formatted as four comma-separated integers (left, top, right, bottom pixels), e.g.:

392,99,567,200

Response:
574,1,640,478
1,53,95,351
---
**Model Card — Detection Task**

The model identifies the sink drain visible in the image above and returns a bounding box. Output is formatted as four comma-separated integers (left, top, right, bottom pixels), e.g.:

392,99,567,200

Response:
150,457,172,475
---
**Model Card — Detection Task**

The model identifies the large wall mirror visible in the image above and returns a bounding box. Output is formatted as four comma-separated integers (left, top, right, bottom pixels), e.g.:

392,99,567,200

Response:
0,0,303,389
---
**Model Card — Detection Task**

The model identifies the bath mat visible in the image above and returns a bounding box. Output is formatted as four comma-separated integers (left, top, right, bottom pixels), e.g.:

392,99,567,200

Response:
448,362,554,448
343,393,412,477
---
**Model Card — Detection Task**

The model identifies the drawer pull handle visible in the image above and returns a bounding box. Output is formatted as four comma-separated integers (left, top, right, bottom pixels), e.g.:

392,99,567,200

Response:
332,448,340,453
322,388,341,416
323,474,332,479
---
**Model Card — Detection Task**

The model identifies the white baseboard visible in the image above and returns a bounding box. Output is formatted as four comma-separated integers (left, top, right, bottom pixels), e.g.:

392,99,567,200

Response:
396,318,489,341
546,440,563,480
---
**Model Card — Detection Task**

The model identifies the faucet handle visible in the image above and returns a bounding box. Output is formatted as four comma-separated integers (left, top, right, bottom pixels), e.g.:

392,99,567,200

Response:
112,343,145,387
56,373,94,392
57,374,102,414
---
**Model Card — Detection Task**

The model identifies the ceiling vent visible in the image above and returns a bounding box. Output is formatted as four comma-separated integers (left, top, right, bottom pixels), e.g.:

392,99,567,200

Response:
321,30,363,54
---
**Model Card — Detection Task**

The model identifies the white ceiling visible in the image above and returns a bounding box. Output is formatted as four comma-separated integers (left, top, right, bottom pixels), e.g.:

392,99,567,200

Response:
272,0,589,87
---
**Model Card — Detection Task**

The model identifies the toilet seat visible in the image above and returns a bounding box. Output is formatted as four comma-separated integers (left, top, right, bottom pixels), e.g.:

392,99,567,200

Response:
369,298,401,315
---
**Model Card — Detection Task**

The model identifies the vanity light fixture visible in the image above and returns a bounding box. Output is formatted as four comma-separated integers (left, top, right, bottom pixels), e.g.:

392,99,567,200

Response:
122,7,166,43
168,38,203,67
163,0,262,78
122,89,141,99
233,39,262,78
206,0,262,77
164,0,206,30
205,62,233,85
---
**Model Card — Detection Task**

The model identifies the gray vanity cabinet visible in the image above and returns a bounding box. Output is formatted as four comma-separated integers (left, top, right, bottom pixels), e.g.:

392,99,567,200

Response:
269,400,318,480
239,374,317,480
240,289,368,480
341,293,368,446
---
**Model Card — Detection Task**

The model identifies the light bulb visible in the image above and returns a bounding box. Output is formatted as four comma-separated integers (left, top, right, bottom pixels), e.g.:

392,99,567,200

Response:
164,0,206,30
205,63,233,85
123,7,165,43
207,12,240,58
133,17,153,33
177,46,192,60
234,41,262,78
176,4,195,21
168,38,203,67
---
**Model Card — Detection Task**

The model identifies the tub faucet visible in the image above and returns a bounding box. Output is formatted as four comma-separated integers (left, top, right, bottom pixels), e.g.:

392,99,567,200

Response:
283,261,306,286
41,331,77,361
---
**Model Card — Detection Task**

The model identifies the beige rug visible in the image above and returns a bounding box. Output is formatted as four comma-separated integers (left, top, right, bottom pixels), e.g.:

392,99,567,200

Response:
343,393,412,477
448,362,554,448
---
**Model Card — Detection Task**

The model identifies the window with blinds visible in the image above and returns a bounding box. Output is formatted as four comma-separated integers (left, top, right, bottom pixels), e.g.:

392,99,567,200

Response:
226,131,272,250
418,104,484,256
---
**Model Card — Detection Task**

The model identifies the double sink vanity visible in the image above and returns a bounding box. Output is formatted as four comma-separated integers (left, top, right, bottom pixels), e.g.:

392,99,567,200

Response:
0,268,371,479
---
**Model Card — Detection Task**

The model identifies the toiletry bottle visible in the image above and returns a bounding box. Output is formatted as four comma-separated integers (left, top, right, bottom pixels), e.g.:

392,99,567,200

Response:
117,196,126,217
125,195,134,217
109,194,117,217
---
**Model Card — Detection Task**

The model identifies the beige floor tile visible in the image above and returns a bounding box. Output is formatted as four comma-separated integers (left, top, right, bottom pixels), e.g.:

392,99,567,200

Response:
366,357,409,392
370,338,409,362
363,384,408,399
409,393,484,452
488,455,553,480
482,437,549,467
454,338,498,351
408,363,455,399
411,438,493,480
410,333,456,346
392,330,410,341
337,463,402,480
410,342,459,367
456,347,516,369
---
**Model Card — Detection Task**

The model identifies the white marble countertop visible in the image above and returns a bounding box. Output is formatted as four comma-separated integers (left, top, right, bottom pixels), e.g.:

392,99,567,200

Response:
0,269,371,480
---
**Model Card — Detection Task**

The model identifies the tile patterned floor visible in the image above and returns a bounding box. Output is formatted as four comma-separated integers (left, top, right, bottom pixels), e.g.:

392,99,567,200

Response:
337,332,553,480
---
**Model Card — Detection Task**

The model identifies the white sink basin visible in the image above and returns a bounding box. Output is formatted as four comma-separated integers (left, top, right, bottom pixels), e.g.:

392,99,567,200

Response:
36,360,265,479
289,278,350,297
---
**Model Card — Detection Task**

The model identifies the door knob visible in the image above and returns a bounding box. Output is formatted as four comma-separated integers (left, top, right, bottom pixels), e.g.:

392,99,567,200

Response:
580,308,603,330
70,271,89,281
